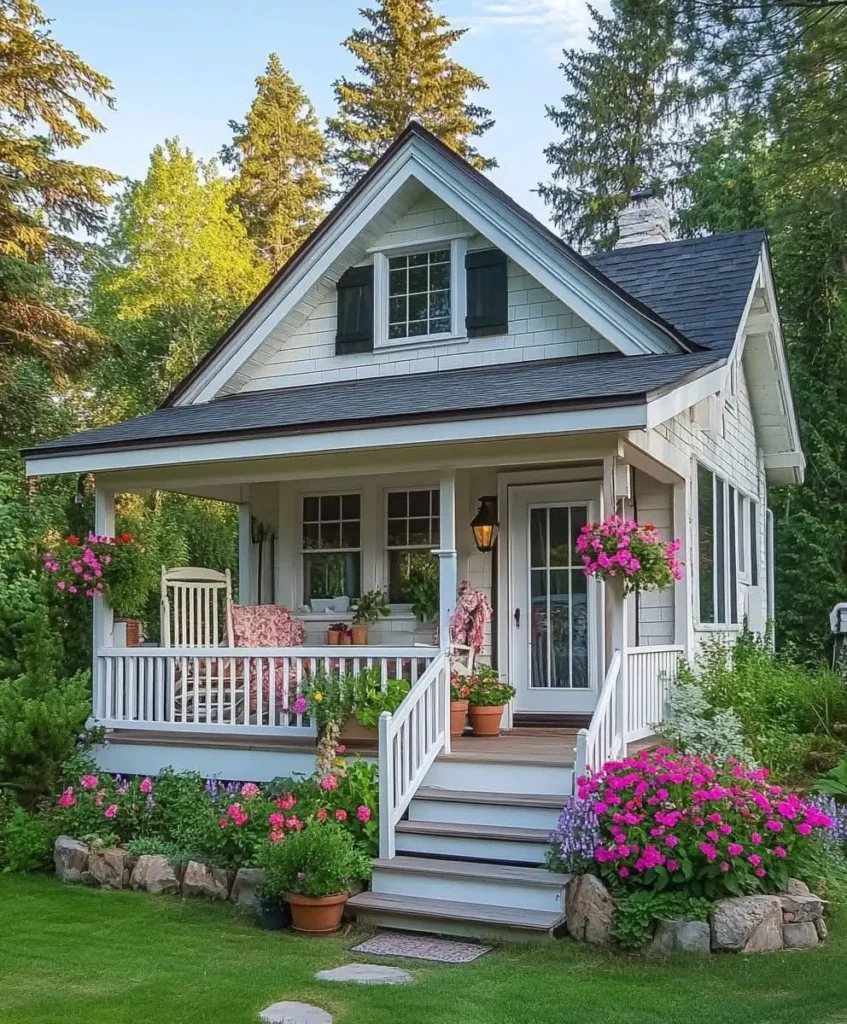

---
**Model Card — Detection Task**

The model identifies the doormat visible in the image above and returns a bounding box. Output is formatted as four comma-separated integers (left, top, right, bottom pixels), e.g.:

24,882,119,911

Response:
350,932,493,964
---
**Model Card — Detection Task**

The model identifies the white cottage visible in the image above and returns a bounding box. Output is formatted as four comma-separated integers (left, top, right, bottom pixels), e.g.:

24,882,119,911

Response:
25,123,803,939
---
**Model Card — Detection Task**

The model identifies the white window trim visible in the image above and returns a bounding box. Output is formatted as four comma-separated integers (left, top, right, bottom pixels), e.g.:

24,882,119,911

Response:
299,488,363,605
383,483,441,610
695,462,743,629
737,492,751,583
373,237,468,350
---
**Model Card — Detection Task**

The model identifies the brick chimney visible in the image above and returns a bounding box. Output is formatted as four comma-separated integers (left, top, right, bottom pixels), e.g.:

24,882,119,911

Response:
616,187,671,248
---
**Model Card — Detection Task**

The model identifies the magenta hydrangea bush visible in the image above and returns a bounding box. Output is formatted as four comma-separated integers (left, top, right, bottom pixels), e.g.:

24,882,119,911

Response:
576,516,683,594
573,749,833,897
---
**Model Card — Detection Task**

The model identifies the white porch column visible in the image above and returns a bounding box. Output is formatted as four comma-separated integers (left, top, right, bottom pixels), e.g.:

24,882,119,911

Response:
93,487,115,651
437,470,457,651
238,502,252,605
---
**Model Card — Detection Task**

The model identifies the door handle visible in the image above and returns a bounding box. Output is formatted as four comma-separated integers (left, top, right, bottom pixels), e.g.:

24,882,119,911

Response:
514,607,521,628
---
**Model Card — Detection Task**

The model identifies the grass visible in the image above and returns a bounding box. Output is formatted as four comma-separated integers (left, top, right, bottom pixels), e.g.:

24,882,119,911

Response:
2,875,847,1024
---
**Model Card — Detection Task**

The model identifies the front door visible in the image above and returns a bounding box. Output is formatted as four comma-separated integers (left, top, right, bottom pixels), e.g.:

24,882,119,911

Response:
508,483,598,714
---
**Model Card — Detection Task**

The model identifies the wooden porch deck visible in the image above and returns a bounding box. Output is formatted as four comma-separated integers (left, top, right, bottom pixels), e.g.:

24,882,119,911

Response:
445,726,578,766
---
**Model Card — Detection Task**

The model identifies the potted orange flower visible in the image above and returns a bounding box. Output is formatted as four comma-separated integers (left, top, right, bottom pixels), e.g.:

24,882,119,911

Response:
450,673,471,738
466,666,516,737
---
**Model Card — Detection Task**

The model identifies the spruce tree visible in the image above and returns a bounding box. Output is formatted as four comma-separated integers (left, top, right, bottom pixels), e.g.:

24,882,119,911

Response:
539,0,698,251
327,0,495,190
0,0,117,379
222,54,331,271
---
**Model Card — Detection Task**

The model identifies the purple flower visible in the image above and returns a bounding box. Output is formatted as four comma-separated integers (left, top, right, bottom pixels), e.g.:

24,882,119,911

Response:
549,797,600,871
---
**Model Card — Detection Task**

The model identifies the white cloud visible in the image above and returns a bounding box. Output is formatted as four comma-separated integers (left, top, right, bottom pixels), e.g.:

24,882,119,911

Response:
465,0,600,45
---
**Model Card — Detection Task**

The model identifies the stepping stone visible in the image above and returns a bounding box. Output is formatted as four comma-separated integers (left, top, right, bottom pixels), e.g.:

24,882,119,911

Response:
315,963,412,985
259,1001,333,1024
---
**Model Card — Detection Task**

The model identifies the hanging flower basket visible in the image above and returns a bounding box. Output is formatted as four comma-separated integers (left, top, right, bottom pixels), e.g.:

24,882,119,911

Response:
575,516,683,595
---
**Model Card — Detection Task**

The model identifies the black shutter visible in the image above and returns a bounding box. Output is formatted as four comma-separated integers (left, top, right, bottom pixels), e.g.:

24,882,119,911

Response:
335,265,374,354
465,248,508,338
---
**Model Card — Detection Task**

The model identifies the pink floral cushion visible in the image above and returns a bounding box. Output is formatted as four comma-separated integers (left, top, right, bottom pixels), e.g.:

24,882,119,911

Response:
231,605,306,708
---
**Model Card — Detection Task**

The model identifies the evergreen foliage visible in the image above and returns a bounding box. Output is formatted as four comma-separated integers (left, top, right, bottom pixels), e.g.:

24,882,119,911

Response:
327,0,494,190
223,54,331,271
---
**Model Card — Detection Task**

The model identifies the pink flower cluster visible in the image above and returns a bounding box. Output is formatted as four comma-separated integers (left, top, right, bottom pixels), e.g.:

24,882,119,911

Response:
219,802,249,829
576,516,683,595
44,532,135,601
578,749,831,896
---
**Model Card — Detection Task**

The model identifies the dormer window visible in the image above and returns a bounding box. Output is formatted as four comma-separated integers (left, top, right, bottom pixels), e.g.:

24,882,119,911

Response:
388,249,452,340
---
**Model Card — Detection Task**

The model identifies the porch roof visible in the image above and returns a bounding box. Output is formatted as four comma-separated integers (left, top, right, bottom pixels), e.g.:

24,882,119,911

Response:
26,349,721,464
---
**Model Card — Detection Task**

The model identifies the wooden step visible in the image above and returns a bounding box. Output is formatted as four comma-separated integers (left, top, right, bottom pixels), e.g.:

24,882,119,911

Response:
396,820,550,843
372,855,569,887
347,890,566,941
414,787,565,809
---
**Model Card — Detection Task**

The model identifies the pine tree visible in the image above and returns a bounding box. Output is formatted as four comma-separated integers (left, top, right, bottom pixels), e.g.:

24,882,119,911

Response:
539,0,699,251
326,0,495,190
0,0,118,378
222,54,331,271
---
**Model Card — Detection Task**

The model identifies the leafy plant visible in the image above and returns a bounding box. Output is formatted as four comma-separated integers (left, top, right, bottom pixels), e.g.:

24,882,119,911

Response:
301,667,354,730
466,665,516,707
612,891,713,949
3,807,56,872
405,561,439,623
352,589,391,626
352,675,409,728
660,671,754,764
576,516,684,595
258,820,370,898
814,760,847,801
450,673,471,702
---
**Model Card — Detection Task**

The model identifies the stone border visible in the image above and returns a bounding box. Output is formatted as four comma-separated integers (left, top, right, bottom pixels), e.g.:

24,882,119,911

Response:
564,873,828,954
54,836,265,910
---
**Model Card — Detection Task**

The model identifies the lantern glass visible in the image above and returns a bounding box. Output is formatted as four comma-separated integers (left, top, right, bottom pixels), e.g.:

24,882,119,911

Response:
470,496,499,553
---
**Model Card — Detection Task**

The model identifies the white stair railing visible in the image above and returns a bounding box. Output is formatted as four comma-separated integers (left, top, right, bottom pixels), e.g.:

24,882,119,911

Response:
378,650,450,859
625,645,683,742
575,650,622,781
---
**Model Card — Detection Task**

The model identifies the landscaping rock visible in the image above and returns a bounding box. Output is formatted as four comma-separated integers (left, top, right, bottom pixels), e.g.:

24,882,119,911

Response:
181,861,230,900
259,1001,332,1024
783,922,819,949
232,867,265,910
780,893,824,924
565,874,616,945
87,847,126,890
54,836,88,883
786,878,811,896
130,854,180,895
815,917,828,940
711,896,784,953
315,964,412,985
648,919,711,956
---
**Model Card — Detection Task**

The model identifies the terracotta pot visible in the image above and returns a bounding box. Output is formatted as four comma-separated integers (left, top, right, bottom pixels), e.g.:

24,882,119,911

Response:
450,699,469,738
285,891,348,934
118,618,141,647
340,634,352,646
350,624,369,645
327,630,340,646
468,704,504,737
340,714,378,744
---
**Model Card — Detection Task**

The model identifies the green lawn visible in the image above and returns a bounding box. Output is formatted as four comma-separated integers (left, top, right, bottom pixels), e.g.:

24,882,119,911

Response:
2,875,846,1024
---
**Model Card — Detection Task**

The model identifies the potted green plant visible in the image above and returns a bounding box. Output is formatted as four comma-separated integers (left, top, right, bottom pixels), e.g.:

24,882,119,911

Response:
406,561,439,624
254,890,291,931
258,821,370,935
449,673,471,738
466,665,516,737
342,670,409,742
351,589,390,644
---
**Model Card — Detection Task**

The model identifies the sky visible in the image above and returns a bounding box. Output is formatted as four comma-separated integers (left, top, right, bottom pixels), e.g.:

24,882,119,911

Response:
47,0,601,225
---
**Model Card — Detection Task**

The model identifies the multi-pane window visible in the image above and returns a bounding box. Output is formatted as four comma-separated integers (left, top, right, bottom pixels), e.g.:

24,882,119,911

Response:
697,465,749,626
302,494,361,603
386,489,440,603
388,249,451,340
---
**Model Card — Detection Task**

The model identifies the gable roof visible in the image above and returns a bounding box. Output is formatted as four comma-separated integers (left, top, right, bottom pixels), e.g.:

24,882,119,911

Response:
588,230,766,353
164,122,701,407
27,350,720,461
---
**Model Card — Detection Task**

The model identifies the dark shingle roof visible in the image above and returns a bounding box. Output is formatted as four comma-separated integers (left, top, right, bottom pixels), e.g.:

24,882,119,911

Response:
588,229,765,353
27,350,722,459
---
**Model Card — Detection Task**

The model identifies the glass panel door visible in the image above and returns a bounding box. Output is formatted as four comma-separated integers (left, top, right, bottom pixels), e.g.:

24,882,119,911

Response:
528,504,589,690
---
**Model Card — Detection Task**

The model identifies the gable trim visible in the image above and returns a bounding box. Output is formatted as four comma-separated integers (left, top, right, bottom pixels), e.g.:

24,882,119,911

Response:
166,124,697,408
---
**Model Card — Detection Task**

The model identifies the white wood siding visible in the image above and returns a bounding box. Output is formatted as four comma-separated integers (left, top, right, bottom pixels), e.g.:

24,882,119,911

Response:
633,470,675,646
237,192,614,395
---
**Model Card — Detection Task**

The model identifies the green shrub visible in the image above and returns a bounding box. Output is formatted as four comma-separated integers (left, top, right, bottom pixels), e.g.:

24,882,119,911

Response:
0,577,92,806
613,891,713,949
258,821,370,899
661,671,753,762
3,806,56,872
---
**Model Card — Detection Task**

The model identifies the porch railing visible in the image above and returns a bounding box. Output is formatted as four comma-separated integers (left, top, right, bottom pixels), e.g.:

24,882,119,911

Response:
625,644,684,743
92,646,440,735
378,650,450,859
575,644,684,780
